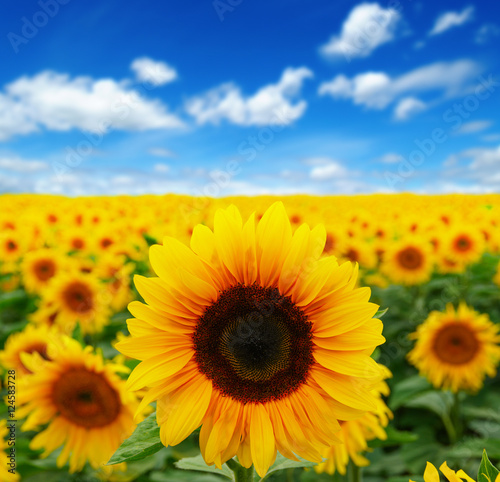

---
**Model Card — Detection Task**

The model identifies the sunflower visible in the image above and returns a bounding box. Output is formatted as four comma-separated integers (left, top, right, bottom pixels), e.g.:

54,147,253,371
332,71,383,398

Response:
58,227,91,255
16,337,140,474
445,228,485,265
315,366,393,475
0,324,63,376
408,303,500,392
0,420,19,481
116,202,385,477
380,237,433,285
21,248,71,294
41,271,111,335
410,461,476,482
0,231,28,265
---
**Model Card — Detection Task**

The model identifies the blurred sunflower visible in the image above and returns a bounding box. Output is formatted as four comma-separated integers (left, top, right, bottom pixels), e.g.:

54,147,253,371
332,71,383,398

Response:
0,324,62,375
445,228,485,265
42,271,111,335
381,237,433,285
21,249,70,294
116,202,385,477
0,420,19,481
408,303,500,392
16,337,140,474
0,230,27,264
315,366,393,475
410,461,475,482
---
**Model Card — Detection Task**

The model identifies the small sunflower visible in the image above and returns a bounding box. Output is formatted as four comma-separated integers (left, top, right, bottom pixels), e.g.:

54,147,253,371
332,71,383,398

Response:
16,337,140,473
445,228,485,265
0,419,19,481
315,366,393,475
41,271,111,335
0,324,62,376
116,202,385,477
21,248,71,294
381,237,433,285
411,461,476,482
0,231,28,264
408,303,500,392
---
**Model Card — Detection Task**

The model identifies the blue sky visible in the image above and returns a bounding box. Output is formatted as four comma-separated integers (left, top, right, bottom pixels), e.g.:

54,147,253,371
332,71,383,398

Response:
1,0,499,195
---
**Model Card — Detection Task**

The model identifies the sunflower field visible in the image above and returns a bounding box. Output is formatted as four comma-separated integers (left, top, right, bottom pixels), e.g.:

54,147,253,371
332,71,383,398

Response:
2,193,500,482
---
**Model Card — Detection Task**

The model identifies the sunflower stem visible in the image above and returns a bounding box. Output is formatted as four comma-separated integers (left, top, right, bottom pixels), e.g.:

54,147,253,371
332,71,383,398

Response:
442,412,457,445
347,461,362,482
227,458,254,482
451,390,463,442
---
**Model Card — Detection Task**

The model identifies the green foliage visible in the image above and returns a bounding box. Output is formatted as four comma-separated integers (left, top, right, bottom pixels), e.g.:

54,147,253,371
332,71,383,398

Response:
107,412,163,465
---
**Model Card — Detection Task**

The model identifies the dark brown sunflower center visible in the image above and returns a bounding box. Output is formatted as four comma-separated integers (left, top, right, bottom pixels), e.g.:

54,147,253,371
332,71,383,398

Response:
100,238,114,249
62,281,94,313
455,236,471,252
33,259,56,281
193,284,314,404
6,240,17,252
324,233,335,253
52,368,121,428
72,238,85,250
345,248,359,262
432,323,479,365
396,247,423,270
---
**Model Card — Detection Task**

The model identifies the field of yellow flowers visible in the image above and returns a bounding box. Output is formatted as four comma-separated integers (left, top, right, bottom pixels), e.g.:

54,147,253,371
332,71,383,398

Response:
1,193,500,482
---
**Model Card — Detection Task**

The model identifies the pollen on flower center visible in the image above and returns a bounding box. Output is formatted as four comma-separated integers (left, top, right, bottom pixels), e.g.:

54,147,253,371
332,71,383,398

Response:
193,284,314,403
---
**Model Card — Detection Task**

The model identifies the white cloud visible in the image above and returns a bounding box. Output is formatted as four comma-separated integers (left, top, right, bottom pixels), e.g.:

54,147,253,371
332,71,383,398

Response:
475,24,500,44
379,153,403,163
148,147,176,158
429,6,474,36
394,97,427,120
455,120,492,135
0,157,48,172
442,145,500,189
130,57,178,86
306,158,348,180
320,3,402,60
0,70,184,141
319,59,479,118
482,133,500,142
185,67,313,126
153,163,170,173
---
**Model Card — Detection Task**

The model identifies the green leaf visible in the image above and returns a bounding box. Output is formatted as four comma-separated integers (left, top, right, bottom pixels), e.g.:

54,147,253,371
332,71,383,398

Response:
374,308,388,319
257,453,319,481
175,455,235,481
143,233,159,246
478,449,500,482
368,425,419,448
389,375,432,410
107,412,163,465
405,391,454,420
0,289,29,309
